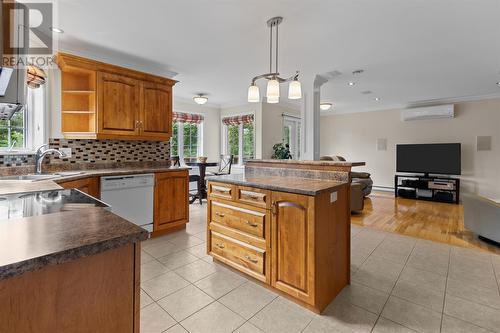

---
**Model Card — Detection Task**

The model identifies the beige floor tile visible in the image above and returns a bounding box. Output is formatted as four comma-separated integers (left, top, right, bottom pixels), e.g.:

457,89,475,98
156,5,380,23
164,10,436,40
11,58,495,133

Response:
157,284,214,321
447,277,500,309
141,250,155,264
392,279,444,312
194,230,207,241
335,282,390,314
180,301,245,333
219,282,277,319
441,314,493,333
448,260,498,291
406,252,449,277
370,238,415,264
157,250,199,270
444,294,500,332
397,266,446,292
304,299,377,333
140,303,176,333
186,242,211,259
234,322,264,333
250,297,315,333
140,289,154,308
372,317,418,332
352,257,404,293
141,260,170,282
141,272,190,300
168,233,205,249
163,324,189,333
143,241,182,258
450,246,492,264
381,296,442,333
194,270,246,299
413,240,450,258
174,259,218,283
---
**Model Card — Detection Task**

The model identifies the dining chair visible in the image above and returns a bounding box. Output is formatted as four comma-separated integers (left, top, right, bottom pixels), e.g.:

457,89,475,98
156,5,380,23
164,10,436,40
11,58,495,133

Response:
207,154,234,176
189,174,203,205
171,156,181,167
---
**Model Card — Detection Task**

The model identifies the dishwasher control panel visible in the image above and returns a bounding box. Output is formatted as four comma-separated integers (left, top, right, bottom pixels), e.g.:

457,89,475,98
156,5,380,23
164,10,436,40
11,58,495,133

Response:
100,174,155,190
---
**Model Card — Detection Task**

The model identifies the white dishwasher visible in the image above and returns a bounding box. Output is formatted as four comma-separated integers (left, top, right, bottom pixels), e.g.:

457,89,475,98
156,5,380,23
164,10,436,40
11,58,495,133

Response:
100,174,154,232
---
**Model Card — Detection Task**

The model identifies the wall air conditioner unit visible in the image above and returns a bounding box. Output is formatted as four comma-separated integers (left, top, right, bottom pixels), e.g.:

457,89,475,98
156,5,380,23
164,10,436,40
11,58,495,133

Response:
401,105,454,122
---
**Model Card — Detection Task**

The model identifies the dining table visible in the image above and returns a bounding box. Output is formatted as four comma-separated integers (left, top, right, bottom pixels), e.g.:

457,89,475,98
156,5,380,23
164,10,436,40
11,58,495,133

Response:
186,161,219,202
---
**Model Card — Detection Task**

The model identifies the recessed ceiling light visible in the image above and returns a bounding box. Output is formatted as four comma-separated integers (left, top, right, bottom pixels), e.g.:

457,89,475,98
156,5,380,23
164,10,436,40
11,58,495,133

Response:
193,94,208,105
50,27,64,33
496,82,500,86
374,97,380,101
348,82,355,86
320,102,332,111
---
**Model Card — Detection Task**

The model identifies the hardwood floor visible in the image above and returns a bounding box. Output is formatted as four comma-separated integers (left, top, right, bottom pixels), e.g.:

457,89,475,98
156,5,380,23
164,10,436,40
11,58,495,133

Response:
352,191,500,254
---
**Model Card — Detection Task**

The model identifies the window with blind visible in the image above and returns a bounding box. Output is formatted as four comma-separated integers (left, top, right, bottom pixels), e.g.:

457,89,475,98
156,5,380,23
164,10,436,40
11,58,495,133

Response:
222,114,254,165
170,112,203,162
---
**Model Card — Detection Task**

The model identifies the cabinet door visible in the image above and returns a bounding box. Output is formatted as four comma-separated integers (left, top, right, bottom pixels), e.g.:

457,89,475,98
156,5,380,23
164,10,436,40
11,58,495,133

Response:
97,72,140,137
271,192,315,305
140,81,172,140
154,171,189,231
59,177,100,199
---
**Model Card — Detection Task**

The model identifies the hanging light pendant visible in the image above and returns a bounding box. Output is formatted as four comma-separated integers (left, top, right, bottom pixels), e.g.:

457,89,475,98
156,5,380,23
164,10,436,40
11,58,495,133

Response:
247,17,301,103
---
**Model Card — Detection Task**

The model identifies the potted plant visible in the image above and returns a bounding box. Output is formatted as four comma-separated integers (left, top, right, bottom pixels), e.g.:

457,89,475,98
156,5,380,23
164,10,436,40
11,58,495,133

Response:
271,143,292,159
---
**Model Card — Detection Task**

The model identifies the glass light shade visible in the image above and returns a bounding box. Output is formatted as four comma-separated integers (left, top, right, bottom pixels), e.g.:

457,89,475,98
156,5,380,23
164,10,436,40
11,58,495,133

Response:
288,80,302,99
247,84,260,102
320,102,332,111
193,96,208,105
267,95,279,103
266,79,280,98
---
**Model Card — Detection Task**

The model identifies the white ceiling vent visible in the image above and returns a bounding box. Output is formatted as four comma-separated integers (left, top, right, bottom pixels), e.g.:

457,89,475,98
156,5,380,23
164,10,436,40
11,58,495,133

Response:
401,105,455,121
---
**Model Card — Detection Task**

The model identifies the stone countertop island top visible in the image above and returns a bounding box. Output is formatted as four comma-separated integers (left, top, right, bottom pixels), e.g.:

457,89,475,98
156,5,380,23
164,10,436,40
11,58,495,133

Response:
207,173,348,196
0,207,148,280
246,159,366,167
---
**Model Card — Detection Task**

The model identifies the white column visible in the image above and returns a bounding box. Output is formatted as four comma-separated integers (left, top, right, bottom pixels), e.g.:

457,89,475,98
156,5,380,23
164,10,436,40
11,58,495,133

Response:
301,75,328,160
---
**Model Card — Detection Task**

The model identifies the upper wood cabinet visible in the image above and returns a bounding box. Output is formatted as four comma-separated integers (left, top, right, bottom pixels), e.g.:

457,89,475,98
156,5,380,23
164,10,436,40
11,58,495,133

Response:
57,53,176,141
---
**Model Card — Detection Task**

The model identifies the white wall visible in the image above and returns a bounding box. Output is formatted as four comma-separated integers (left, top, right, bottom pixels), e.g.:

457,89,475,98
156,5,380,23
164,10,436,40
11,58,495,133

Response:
261,103,301,159
320,98,500,199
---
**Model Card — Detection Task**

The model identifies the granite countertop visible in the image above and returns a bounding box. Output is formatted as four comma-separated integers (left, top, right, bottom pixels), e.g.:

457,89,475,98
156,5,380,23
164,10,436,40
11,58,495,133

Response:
246,159,366,167
0,207,148,280
208,173,348,196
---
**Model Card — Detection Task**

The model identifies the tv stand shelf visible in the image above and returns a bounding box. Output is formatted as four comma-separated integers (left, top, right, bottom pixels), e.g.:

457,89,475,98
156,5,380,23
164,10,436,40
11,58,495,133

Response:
395,174,460,204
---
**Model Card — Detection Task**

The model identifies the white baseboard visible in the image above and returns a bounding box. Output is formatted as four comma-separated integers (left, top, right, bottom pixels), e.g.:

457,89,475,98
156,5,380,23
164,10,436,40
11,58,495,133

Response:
372,186,394,192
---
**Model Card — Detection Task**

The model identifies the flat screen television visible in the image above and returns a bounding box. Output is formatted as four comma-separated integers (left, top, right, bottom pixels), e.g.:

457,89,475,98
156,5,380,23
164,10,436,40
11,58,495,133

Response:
396,143,461,175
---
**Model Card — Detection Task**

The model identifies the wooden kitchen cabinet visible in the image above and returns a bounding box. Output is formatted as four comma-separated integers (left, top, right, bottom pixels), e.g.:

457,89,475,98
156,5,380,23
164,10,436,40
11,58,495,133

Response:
58,177,100,199
153,170,189,236
57,53,176,141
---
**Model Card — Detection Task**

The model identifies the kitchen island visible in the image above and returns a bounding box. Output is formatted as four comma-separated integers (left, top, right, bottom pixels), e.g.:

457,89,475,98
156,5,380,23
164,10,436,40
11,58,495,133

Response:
0,188,148,332
206,160,356,313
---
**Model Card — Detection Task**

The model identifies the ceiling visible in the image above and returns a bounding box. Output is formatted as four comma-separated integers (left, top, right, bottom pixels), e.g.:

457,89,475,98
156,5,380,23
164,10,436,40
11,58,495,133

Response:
56,0,500,113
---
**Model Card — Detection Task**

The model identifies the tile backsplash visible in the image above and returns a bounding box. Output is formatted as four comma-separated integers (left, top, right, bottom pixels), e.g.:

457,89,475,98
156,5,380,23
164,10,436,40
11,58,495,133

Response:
0,138,170,169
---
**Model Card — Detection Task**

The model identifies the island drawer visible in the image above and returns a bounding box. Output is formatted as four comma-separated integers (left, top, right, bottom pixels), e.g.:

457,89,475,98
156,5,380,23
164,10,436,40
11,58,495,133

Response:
235,186,270,209
208,182,234,201
211,201,265,238
210,232,265,276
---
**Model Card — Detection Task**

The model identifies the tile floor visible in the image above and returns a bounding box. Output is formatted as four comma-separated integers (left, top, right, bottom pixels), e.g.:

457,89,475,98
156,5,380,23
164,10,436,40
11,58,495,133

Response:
140,203,500,333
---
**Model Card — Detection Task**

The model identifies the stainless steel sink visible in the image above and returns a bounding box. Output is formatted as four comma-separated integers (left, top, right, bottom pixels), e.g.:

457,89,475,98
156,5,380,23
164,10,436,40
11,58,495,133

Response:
0,174,62,181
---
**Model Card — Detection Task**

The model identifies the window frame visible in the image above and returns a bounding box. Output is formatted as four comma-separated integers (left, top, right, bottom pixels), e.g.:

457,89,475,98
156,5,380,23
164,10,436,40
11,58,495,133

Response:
170,113,203,164
222,114,255,166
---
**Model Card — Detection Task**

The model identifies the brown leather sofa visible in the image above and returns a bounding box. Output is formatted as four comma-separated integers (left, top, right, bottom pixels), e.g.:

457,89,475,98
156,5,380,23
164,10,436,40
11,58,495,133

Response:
320,155,373,212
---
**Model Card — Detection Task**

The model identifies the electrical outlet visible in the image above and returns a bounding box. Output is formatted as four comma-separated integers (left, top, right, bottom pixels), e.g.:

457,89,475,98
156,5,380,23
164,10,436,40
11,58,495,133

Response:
330,191,337,203
59,148,72,158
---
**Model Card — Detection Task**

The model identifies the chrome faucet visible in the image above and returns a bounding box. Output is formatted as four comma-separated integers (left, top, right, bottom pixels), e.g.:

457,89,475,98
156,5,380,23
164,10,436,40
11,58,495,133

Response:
34,144,66,174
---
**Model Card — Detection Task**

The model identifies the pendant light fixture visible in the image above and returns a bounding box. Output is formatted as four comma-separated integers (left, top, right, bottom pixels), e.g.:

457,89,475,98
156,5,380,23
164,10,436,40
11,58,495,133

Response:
247,17,302,103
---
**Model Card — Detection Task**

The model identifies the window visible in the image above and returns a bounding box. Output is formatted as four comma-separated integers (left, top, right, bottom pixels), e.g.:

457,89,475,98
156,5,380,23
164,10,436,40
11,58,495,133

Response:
0,111,25,149
222,114,254,165
282,115,301,160
170,112,203,163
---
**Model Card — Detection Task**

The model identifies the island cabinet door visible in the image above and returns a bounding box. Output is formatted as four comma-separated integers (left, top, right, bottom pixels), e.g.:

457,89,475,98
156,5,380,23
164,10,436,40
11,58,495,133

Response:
154,171,189,231
270,192,315,305
97,72,140,137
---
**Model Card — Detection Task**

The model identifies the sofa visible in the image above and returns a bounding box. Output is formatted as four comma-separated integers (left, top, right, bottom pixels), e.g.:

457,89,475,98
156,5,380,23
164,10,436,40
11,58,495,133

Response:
463,193,500,243
320,155,373,212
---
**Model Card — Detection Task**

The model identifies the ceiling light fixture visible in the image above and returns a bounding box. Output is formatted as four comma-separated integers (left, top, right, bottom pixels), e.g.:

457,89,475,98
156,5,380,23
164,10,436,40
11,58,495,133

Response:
247,17,301,103
374,97,380,101
50,27,64,33
348,82,355,86
193,94,208,105
320,103,332,111
496,82,500,86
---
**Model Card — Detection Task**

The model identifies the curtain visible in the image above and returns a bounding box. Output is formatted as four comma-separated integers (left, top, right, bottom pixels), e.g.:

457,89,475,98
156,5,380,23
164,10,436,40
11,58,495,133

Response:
26,65,47,89
172,112,204,124
222,114,254,125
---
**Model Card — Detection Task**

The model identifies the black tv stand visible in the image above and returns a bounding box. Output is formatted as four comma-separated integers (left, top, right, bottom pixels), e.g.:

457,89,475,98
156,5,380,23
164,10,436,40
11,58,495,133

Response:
394,174,460,204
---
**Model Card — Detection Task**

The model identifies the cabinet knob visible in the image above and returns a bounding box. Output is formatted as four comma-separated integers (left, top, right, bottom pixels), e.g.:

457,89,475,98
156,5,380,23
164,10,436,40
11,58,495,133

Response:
244,221,258,227
215,243,225,249
215,212,225,217
244,255,258,264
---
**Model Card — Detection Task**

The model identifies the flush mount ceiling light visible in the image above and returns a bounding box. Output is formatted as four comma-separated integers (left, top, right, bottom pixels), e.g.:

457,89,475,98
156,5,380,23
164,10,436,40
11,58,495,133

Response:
348,82,355,86
320,103,332,111
193,94,208,105
50,27,64,33
374,97,380,101
496,82,500,86
247,17,301,103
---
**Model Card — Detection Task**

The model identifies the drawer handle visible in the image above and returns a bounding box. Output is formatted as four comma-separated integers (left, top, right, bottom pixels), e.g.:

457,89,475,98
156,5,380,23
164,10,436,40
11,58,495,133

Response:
213,186,231,194
215,243,225,249
244,255,258,264
215,212,225,217
244,220,258,227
